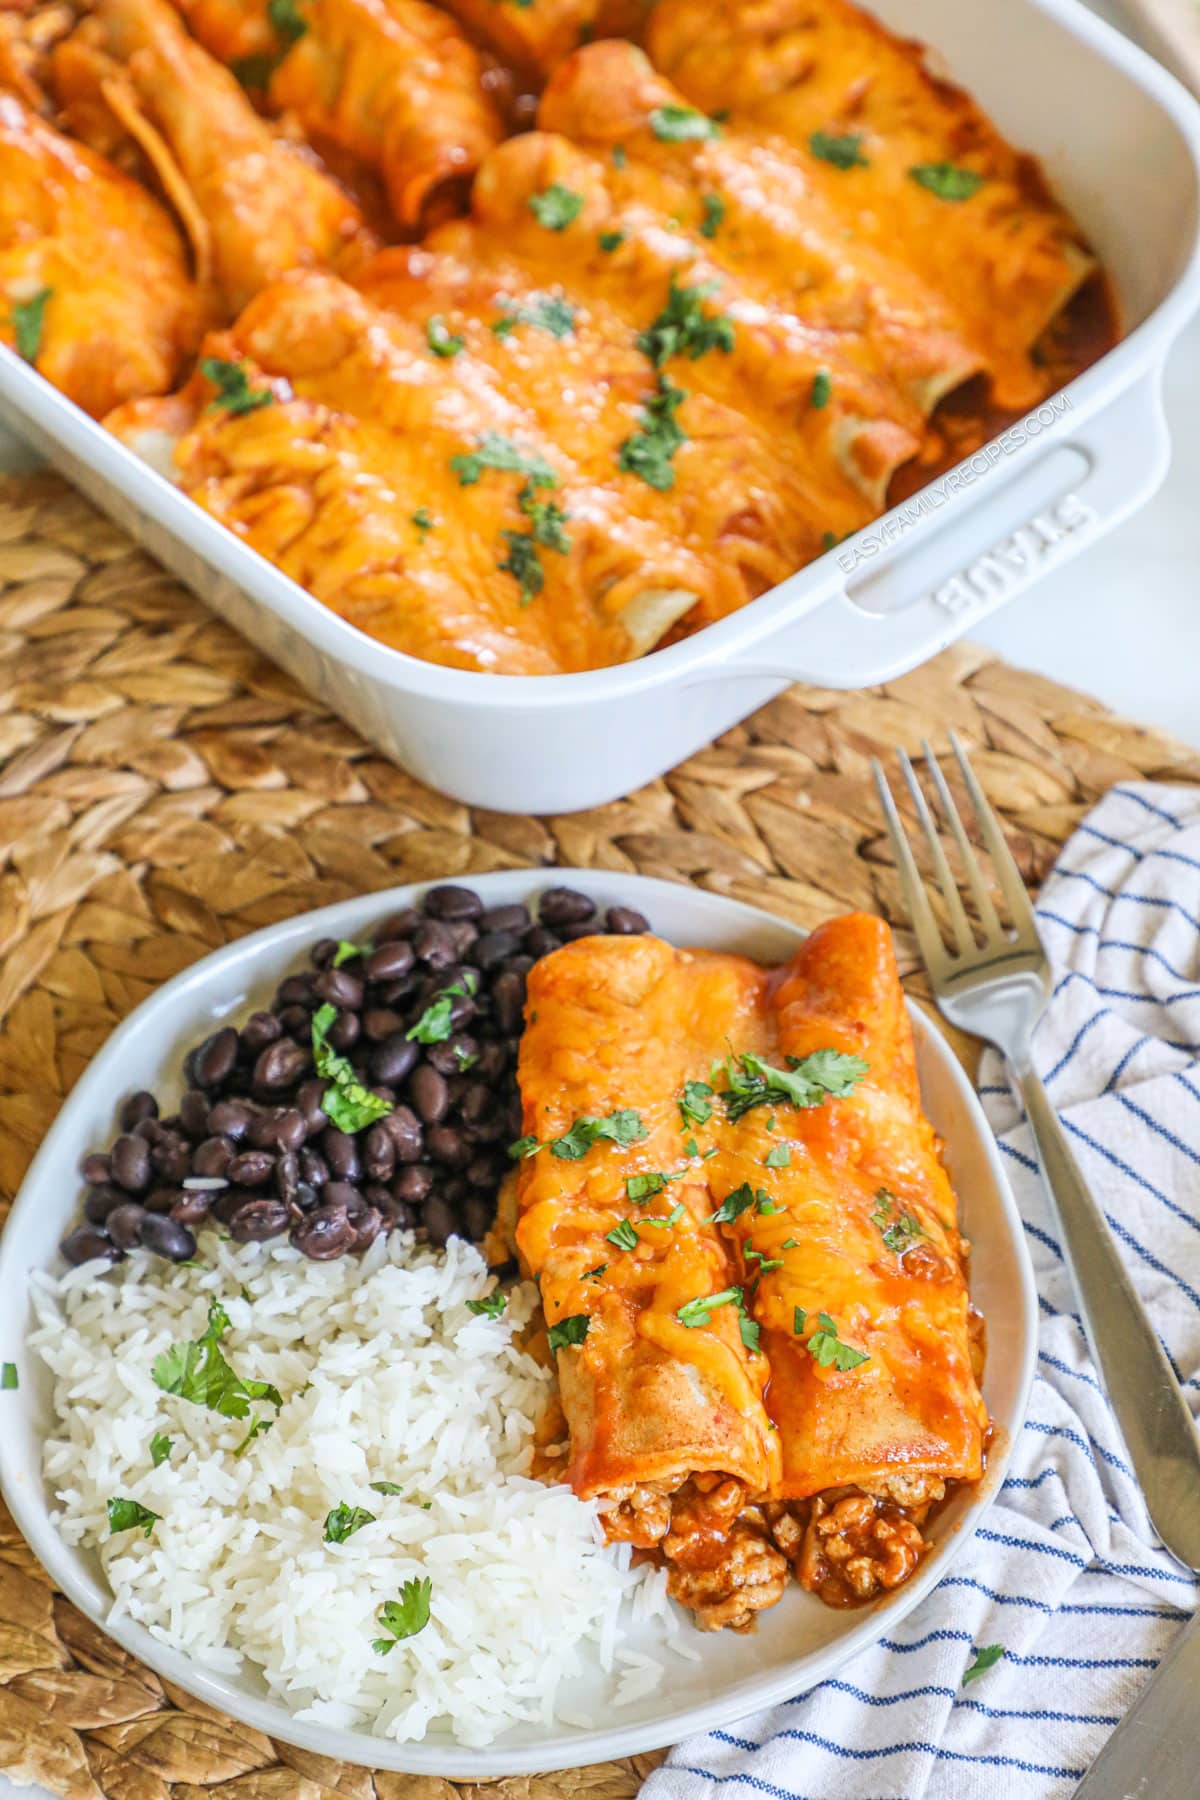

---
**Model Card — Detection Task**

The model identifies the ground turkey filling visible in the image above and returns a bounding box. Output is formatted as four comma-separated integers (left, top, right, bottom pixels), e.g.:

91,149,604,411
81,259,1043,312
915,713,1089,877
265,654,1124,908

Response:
600,1472,946,1629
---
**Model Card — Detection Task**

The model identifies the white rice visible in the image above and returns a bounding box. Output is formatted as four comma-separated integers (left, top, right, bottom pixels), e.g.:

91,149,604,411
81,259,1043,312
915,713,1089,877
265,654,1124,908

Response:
30,1229,678,1745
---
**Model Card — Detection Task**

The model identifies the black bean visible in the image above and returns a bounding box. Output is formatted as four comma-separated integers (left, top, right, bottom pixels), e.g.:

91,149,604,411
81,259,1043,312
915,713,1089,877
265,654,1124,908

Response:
428,1033,479,1077
374,974,418,1007
295,1079,328,1134
144,1187,179,1214
299,1147,329,1187
445,920,479,960
376,907,420,940
410,1062,449,1124
324,1128,361,1181
363,1007,406,1043
346,1202,381,1252
265,1108,307,1153
463,1195,494,1240
275,1149,301,1202
179,1090,210,1139
240,1010,283,1054
310,937,339,969
138,1213,196,1261
228,1150,275,1187
365,940,415,983
170,1190,214,1226
254,1039,311,1091
111,1134,152,1195
369,1034,419,1087
363,1123,396,1182
327,1009,361,1051
61,1225,119,1266
82,1153,112,1186
276,973,316,1008
120,1091,158,1132
491,969,526,1036
292,1183,319,1211
413,919,459,971
422,1195,460,1247
323,1180,362,1212
194,1135,234,1178
208,1099,256,1142
132,1117,165,1145
473,1041,507,1083
466,1109,506,1144
230,1199,290,1242
524,925,562,959
393,1162,434,1205
378,1194,416,1230
315,967,365,1010
106,1203,147,1250
291,1206,357,1259
558,920,600,943
538,886,596,927
426,1124,468,1167
466,1153,500,1189
474,929,521,970
424,884,483,921
193,1026,239,1088
151,1135,192,1184
480,902,531,935
459,1080,495,1126
279,1005,312,1037
363,1182,393,1210
606,904,649,934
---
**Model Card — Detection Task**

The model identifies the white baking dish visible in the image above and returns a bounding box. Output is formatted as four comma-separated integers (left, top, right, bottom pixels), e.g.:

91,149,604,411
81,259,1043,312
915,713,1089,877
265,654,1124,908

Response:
3,0,1200,814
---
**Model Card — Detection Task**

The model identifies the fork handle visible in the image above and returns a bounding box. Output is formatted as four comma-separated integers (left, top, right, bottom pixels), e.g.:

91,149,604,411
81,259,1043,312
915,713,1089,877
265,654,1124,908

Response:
1015,1064,1200,1570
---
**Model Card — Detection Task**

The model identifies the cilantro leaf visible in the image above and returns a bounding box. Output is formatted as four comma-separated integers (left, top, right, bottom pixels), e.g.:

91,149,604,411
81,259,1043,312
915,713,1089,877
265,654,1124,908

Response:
232,1415,273,1457
406,972,477,1044
627,1171,666,1202
200,357,273,416
373,1576,432,1651
872,1187,925,1254
676,1286,743,1329
963,1644,1006,1685
450,432,558,490
554,1110,648,1159
324,1501,376,1543
719,1048,869,1121
739,1312,761,1353
547,1313,590,1352
606,1218,640,1251
1,1363,17,1391
466,1292,507,1318
803,1311,870,1371
811,369,832,409
583,1262,607,1281
149,1431,172,1467
793,1305,807,1335
152,1299,283,1421
707,1183,756,1225
312,1003,392,1130
612,144,627,168
10,288,52,363
745,1244,783,1274
638,277,735,369
267,0,306,46
508,1134,540,1159
492,294,577,338
910,162,985,201
107,1497,160,1538
370,1480,404,1495
679,1079,714,1127
683,1136,701,1158
412,507,434,537
618,373,688,491
598,230,625,253
809,130,869,169
332,939,367,968
426,315,464,358
650,104,720,142
642,1203,685,1228
765,1145,791,1169
699,193,726,239
528,184,585,230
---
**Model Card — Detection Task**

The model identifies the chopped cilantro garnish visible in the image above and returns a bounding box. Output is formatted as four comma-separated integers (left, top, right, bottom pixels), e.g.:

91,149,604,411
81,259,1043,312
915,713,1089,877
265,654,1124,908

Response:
963,1644,1006,1685
267,0,306,45
370,1480,404,1495
450,431,558,491
650,104,720,142
809,130,869,169
406,971,478,1045
745,1244,784,1274
149,1431,172,1467
499,532,543,605
782,1237,799,1250
794,1306,807,1335
324,1501,376,1543
606,1218,640,1251
638,277,735,368
871,1188,924,1254
107,1497,160,1539
627,1171,666,1202
231,53,278,86
10,288,52,364
583,1263,607,1281
492,294,577,338
547,1313,590,1352
412,507,434,537
708,1183,757,1224
1,1363,17,1391
512,1108,649,1161
612,144,627,168
372,1576,432,1652
765,1144,791,1169
699,193,726,239
679,1081,715,1128
803,1310,870,1371
641,1203,685,1228
910,162,984,201
821,530,840,553
233,1415,272,1457
618,373,687,491
152,1299,283,1421
466,1291,508,1318
811,369,832,409
739,1312,761,1353
312,1003,392,1131
200,358,273,416
598,230,625,253
332,939,366,967
498,477,572,604
683,1136,701,1158
719,1048,868,1121
677,1286,744,1328
425,315,464,358
528,184,585,230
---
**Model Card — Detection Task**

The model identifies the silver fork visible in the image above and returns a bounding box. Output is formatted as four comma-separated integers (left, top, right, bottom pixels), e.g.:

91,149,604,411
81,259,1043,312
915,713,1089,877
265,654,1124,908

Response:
875,737,1200,1796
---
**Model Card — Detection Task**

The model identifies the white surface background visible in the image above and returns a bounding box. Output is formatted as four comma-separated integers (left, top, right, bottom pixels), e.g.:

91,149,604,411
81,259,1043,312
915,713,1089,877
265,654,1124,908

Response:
0,2,1196,1795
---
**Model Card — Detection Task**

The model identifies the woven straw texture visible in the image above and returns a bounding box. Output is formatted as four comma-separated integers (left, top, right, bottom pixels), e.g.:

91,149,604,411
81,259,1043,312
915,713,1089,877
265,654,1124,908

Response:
2,468,1198,1799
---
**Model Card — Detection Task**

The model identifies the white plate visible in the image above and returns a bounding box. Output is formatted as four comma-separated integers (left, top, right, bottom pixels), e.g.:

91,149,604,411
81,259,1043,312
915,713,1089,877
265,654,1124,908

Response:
0,871,1037,1778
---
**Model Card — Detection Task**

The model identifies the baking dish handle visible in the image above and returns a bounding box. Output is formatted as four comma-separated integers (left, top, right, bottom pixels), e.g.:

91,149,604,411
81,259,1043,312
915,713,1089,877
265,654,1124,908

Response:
708,373,1169,691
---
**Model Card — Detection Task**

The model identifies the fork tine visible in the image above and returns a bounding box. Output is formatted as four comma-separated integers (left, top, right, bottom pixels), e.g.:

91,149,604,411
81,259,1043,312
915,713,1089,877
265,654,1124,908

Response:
896,749,974,956
947,731,1039,936
919,738,1004,942
870,758,951,973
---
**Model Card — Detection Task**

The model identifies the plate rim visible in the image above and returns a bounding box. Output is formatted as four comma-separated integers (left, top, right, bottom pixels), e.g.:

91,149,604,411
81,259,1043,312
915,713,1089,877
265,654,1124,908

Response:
0,869,1038,1777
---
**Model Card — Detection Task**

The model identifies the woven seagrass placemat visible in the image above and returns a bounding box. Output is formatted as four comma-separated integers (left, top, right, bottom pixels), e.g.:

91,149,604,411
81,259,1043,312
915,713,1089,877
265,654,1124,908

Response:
2,467,1199,1800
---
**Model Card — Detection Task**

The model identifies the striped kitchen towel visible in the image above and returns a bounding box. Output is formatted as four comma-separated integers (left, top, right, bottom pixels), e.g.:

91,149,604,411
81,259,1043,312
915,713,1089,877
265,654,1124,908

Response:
643,782,1200,1800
